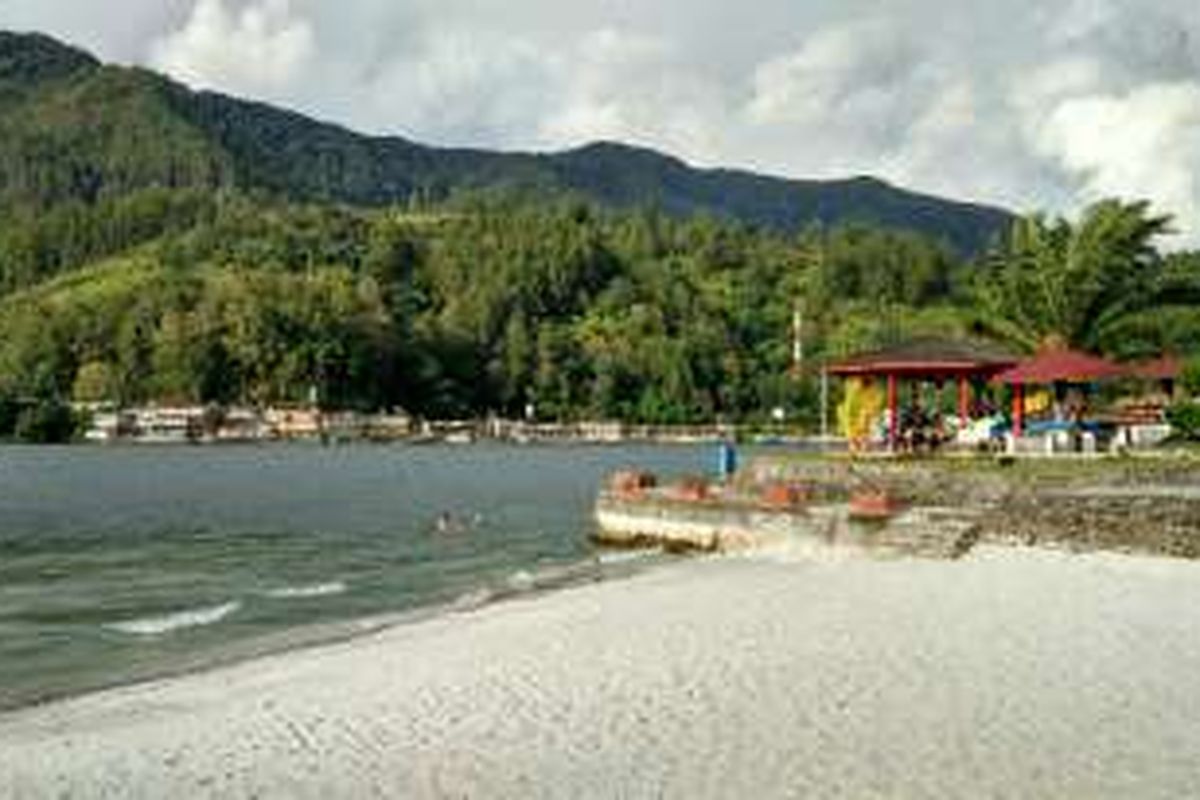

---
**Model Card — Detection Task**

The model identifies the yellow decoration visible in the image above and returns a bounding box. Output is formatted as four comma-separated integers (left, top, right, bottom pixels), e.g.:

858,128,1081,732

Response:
838,377,884,448
1025,389,1051,414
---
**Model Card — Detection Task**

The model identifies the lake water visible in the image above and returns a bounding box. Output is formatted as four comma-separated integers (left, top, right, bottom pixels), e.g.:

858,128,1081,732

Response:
0,443,709,709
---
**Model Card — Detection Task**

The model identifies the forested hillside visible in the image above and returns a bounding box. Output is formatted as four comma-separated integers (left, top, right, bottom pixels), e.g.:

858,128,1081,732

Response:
1,191,1196,433
0,31,1011,254
0,195,962,421
0,32,1197,442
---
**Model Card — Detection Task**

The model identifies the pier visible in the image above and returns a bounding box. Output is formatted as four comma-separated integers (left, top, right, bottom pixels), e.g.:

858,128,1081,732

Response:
594,455,1200,560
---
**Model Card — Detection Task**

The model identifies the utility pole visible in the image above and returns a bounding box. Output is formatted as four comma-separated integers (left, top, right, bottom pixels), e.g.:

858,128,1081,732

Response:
792,301,804,375
821,367,829,440
814,231,829,442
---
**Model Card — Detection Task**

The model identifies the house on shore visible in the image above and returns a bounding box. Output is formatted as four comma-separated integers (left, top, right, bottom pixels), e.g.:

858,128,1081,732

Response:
263,408,322,440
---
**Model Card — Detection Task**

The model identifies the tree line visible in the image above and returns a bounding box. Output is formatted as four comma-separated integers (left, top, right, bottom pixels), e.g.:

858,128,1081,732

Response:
1,190,1197,441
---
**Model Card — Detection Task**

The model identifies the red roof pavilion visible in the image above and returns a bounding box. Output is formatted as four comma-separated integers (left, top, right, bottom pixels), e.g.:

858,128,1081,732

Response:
993,349,1125,385
827,338,1018,380
993,348,1125,437
827,339,1017,451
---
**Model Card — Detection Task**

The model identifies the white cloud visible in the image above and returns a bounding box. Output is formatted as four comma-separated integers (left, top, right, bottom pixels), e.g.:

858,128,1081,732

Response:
0,0,190,62
150,0,315,97
1033,82,1200,243
350,30,553,145
538,29,727,160
747,20,917,128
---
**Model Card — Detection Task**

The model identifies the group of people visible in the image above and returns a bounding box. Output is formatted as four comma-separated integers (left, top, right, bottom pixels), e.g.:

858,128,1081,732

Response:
897,396,1000,453
896,405,943,453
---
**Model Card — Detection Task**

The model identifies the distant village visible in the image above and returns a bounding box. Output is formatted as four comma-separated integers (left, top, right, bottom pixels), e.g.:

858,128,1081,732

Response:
75,405,730,445
79,405,416,445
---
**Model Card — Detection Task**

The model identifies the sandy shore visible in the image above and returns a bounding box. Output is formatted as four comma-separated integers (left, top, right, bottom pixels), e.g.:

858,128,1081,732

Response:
3,548,1199,799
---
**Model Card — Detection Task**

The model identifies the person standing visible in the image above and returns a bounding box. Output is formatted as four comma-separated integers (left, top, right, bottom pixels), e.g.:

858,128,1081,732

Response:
718,437,738,482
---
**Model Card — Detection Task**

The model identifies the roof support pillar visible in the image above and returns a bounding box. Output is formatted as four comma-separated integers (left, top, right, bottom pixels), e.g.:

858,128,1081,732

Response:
887,373,899,452
1013,382,1025,439
957,375,970,427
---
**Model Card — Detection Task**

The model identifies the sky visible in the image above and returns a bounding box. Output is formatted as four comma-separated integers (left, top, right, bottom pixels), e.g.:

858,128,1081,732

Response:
3,0,1199,244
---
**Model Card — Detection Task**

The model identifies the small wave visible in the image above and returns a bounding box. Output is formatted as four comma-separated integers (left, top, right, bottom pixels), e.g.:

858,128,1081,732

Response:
451,587,494,612
596,548,663,566
261,582,347,600
506,570,536,591
507,561,604,593
105,602,242,637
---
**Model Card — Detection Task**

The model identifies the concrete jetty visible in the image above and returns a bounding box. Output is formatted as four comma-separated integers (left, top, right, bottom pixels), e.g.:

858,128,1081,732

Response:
594,455,1200,560
594,485,979,559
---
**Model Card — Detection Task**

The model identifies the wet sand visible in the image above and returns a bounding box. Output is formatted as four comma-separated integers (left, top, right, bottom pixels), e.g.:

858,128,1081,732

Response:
2,548,1199,798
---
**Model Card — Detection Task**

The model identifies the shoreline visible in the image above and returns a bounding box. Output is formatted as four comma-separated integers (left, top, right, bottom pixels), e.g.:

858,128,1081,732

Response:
0,548,672,715
4,547,1200,797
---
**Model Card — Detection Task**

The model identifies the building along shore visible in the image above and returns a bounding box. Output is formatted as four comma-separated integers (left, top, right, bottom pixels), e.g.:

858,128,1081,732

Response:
77,406,755,445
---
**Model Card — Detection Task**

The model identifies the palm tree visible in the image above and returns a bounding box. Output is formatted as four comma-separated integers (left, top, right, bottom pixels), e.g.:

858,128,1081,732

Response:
1094,249,1200,358
971,199,1174,353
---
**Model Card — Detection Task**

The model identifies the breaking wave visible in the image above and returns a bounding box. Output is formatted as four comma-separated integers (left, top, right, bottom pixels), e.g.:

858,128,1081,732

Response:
596,548,663,566
451,588,495,612
506,570,536,591
105,602,242,637
261,582,348,600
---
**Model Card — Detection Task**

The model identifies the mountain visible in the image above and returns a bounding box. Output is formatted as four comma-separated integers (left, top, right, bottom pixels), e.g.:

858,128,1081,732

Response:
0,31,1013,253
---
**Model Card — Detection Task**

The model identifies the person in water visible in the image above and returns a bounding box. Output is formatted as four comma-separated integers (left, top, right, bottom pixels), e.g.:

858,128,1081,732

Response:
434,511,484,535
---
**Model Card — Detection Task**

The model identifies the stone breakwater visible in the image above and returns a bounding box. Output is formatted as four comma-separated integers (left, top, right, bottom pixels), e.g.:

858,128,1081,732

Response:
983,490,1200,558
596,456,1200,560
594,494,979,559
758,456,1200,559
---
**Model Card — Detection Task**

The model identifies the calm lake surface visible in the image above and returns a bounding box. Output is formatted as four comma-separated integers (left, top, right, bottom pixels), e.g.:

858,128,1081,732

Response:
0,443,709,709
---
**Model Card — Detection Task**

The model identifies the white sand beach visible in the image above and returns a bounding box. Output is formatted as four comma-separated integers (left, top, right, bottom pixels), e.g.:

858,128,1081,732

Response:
2,547,1199,799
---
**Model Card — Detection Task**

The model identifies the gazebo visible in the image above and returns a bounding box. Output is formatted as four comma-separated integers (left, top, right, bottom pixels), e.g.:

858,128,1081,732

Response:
827,339,1018,450
993,349,1125,437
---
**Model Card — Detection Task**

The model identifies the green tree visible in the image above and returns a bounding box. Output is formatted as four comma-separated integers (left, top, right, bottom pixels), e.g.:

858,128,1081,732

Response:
1181,356,1200,398
72,360,116,403
15,400,78,443
973,199,1173,351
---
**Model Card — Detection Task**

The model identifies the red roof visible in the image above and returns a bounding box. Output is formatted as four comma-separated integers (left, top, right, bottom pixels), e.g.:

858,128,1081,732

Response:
995,349,1125,384
827,339,1017,378
1131,355,1183,380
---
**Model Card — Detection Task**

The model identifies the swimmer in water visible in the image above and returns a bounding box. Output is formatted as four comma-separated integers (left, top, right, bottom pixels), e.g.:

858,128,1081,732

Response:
434,510,483,535
434,513,465,537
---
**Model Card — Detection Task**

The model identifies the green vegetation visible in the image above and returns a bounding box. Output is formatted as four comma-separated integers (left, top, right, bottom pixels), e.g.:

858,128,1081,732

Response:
1166,404,1200,442
1171,357,1200,443
0,31,1198,443
972,200,1193,355
1,192,1196,436
0,199,923,424
0,31,1009,254
1181,356,1200,398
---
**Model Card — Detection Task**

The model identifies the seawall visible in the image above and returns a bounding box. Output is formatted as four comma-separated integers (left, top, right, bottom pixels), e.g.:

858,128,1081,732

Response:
596,455,1200,560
